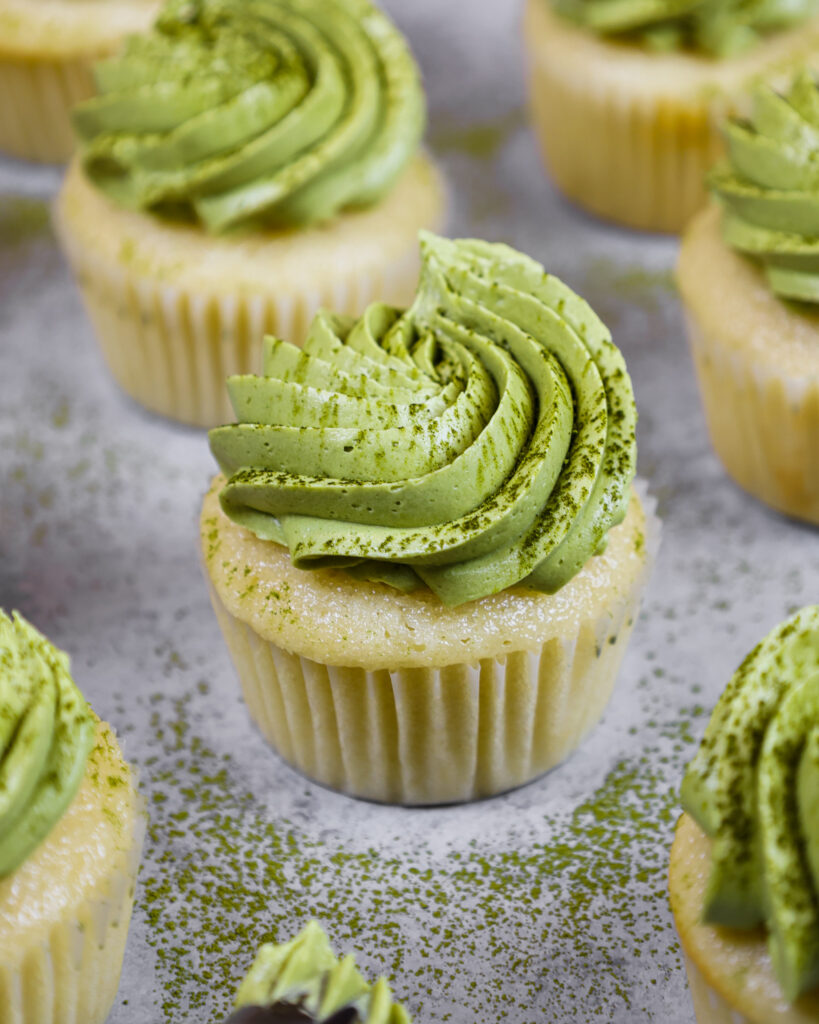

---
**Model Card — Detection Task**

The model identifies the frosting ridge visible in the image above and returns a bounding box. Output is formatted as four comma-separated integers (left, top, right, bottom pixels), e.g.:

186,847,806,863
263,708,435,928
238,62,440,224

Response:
209,233,637,606
0,611,96,878
681,604,819,1001
711,69,819,302
73,0,426,232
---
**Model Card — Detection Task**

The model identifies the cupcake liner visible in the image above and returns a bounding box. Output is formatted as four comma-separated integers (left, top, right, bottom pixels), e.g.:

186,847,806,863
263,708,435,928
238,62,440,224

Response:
54,157,447,428
685,312,819,524
0,797,145,1024
683,953,755,1024
0,54,95,163
205,484,659,806
678,205,819,525
524,12,718,233
0,0,160,163
61,229,424,428
522,0,819,233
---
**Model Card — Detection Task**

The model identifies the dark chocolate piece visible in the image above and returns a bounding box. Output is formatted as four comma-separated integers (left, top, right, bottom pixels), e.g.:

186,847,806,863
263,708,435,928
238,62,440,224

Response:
225,1004,359,1024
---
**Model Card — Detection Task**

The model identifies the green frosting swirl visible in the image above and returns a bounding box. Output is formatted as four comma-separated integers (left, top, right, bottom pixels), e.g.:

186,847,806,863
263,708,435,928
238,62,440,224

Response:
711,69,819,302
681,605,819,1001
72,0,425,232
233,920,410,1023
552,0,818,55
0,611,96,878
209,232,637,607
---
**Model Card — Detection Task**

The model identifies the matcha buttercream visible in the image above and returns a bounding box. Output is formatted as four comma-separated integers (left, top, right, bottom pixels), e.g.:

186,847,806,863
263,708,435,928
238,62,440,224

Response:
227,920,410,1023
681,604,819,1001
0,611,96,878
711,69,819,302
551,0,818,55
209,233,637,607
72,0,426,232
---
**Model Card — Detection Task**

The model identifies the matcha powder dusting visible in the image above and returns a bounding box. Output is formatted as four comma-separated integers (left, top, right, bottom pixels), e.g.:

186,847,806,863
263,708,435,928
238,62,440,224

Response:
133,686,701,1022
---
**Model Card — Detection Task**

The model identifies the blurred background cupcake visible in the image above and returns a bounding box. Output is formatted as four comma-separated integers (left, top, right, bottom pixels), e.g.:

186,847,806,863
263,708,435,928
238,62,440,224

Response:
55,0,447,427
678,69,819,525
202,233,658,805
0,611,144,1024
0,0,158,163
523,0,819,232
669,604,819,1024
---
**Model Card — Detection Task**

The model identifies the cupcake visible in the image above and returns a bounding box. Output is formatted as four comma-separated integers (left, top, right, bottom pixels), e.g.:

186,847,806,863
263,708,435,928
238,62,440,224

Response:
669,604,819,1024
201,232,658,805
0,611,144,1024
225,920,410,1023
0,0,158,163
677,70,819,525
522,0,819,232
54,0,447,428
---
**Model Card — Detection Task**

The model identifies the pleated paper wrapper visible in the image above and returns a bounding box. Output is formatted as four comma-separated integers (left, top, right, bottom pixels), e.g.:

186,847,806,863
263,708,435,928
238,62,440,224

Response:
684,954,757,1024
202,481,659,806
0,1,159,163
0,790,145,1024
0,57,95,163
678,205,819,525
686,316,819,525
54,156,447,427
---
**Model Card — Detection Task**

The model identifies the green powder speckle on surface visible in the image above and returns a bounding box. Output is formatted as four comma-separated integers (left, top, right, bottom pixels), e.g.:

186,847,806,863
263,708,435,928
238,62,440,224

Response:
0,196,50,248
429,108,528,161
135,688,705,1023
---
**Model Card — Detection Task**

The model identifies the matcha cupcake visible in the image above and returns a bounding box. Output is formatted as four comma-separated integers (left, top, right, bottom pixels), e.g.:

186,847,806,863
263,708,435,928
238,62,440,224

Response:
678,70,819,525
523,0,819,232
54,0,446,428
669,605,819,1024
0,0,159,163
201,233,658,805
0,611,144,1024
225,920,410,1023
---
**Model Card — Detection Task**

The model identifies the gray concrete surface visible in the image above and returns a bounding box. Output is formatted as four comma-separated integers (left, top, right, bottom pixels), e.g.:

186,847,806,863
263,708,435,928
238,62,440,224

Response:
1,2,817,1021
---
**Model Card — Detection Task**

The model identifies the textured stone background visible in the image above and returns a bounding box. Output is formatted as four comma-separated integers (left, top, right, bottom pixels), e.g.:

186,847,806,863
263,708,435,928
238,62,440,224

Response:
1,2,818,1022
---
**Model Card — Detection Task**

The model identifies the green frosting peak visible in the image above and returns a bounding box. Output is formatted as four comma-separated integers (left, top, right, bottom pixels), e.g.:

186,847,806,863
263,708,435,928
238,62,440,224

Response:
0,611,95,878
209,233,637,607
73,0,425,232
681,605,819,1002
552,0,818,55
711,69,819,302
232,920,410,1023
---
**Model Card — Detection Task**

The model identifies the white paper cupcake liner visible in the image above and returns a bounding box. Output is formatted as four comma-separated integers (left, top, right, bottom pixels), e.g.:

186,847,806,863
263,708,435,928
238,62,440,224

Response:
525,25,718,232
685,312,819,525
0,55,95,163
54,157,447,428
683,953,755,1024
62,234,425,427
0,801,145,1024
205,484,659,805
